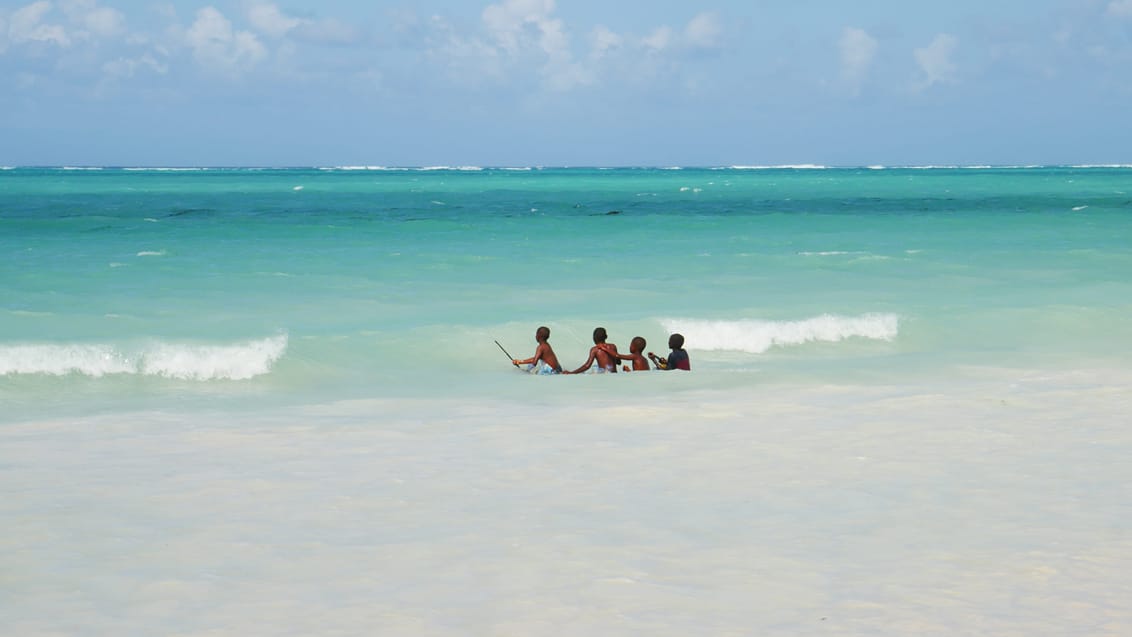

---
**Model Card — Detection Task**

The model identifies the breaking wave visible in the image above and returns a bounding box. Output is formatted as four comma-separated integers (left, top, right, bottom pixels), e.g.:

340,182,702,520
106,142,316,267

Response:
659,314,899,354
0,334,288,380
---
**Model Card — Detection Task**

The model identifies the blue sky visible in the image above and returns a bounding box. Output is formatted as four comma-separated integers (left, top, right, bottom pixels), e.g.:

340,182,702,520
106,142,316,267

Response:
2,0,1131,166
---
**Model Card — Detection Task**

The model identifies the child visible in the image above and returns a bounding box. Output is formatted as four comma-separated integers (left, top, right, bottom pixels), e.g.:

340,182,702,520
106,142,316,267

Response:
564,327,620,374
512,326,563,374
607,336,651,371
648,333,690,371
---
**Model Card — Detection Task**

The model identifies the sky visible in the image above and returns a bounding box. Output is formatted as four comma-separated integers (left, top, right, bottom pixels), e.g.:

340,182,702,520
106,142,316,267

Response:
1,0,1131,166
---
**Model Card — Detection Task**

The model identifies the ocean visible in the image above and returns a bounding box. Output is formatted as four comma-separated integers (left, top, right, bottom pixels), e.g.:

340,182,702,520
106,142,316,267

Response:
3,165,1131,635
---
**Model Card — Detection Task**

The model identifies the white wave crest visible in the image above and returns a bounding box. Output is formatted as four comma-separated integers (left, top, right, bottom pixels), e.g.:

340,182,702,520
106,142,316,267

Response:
123,167,207,172
727,164,829,170
659,314,899,354
0,344,135,377
140,335,287,380
0,334,287,380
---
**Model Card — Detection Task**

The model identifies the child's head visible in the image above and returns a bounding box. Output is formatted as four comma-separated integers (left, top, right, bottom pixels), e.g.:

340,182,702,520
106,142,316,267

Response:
592,327,608,344
630,336,646,353
536,326,551,342
668,333,684,349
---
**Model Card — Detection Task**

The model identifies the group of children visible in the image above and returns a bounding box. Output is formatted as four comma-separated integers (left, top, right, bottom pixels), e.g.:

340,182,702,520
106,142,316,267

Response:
510,326,691,375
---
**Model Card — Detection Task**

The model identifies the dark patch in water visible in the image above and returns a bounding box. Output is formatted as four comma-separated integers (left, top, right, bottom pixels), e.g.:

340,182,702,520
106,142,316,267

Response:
167,208,214,217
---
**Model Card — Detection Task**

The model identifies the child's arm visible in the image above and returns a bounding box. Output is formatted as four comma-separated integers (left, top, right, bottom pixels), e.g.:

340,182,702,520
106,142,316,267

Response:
513,343,547,366
595,343,637,366
612,351,648,371
564,348,598,374
647,352,668,369
605,350,637,362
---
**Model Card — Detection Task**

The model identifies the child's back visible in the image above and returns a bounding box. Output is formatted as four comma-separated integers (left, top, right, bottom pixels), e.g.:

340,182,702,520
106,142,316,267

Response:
513,326,562,373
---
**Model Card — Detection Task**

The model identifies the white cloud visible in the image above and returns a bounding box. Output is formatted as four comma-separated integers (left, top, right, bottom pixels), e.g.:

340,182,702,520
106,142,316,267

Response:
914,33,958,90
61,0,125,39
102,52,168,78
186,6,267,74
85,6,123,37
246,2,357,45
481,0,575,72
292,18,356,45
839,27,878,95
590,25,622,60
426,15,507,84
424,3,729,95
641,13,719,54
9,1,71,47
643,26,673,51
482,0,555,55
473,0,590,90
247,2,300,38
684,12,722,50
1107,0,1132,18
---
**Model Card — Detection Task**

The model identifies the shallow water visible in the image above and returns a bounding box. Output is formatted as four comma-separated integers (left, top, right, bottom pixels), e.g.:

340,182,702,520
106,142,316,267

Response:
4,376,1130,635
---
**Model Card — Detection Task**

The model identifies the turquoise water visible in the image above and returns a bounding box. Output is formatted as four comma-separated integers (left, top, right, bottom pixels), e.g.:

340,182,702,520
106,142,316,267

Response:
4,166,1132,635
2,166,1131,418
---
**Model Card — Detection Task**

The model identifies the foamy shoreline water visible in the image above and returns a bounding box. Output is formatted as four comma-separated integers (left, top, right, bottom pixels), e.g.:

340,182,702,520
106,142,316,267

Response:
3,374,1129,636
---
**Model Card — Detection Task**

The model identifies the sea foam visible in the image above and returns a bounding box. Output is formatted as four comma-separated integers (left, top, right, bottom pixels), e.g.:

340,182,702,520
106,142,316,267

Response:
660,314,899,354
122,167,207,172
728,164,828,170
0,334,287,380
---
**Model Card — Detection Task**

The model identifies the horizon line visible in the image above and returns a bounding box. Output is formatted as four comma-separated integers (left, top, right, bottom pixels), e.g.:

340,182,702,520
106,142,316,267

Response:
4,164,1132,171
